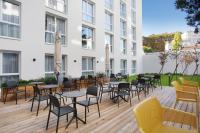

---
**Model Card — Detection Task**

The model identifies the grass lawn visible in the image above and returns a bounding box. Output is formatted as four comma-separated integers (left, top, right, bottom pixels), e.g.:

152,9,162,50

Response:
129,74,200,86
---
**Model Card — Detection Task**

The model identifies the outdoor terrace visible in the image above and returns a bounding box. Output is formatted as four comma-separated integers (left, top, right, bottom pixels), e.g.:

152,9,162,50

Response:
0,87,198,133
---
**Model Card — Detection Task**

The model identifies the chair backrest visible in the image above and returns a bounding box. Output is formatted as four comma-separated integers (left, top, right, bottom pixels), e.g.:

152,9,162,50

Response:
63,80,73,88
87,86,98,96
110,73,115,78
154,74,161,80
171,81,182,91
118,83,130,91
49,94,60,108
131,80,138,86
138,78,145,85
6,80,18,88
33,86,41,96
133,97,163,133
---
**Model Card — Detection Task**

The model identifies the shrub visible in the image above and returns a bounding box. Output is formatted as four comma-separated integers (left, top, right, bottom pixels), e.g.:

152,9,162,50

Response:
143,46,153,53
44,76,57,84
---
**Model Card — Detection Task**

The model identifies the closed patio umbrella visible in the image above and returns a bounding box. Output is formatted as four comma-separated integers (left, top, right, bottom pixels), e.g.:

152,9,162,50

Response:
105,44,110,77
54,32,62,84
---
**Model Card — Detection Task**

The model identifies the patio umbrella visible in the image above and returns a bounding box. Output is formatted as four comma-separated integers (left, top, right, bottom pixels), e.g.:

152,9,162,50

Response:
105,44,110,77
54,32,62,85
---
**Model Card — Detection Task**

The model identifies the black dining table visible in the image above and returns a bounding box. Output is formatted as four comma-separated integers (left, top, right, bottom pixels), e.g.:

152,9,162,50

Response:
27,82,44,102
62,90,86,128
39,84,59,94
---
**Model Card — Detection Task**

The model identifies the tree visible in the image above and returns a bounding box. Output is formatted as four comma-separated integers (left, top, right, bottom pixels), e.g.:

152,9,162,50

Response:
172,32,182,50
175,0,200,33
143,33,175,52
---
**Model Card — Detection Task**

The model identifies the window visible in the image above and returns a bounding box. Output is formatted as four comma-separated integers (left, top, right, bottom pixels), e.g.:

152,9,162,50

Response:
120,19,126,36
82,57,95,76
0,52,19,86
120,1,126,18
82,0,94,23
105,11,113,32
110,59,114,74
132,26,136,40
131,0,136,9
45,55,54,77
131,10,136,24
131,61,136,74
131,42,136,56
62,55,67,76
82,26,94,49
45,15,66,45
120,39,126,54
120,59,127,75
45,0,67,13
0,0,20,39
105,0,113,10
105,33,113,53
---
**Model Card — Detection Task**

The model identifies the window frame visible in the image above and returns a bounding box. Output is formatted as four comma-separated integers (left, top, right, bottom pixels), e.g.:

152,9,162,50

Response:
120,19,126,37
104,0,113,10
82,25,95,50
105,33,113,53
0,0,21,39
131,60,136,74
45,14,67,45
120,38,127,55
45,0,67,14
104,11,113,32
82,57,95,76
120,59,127,75
120,0,126,19
82,0,95,24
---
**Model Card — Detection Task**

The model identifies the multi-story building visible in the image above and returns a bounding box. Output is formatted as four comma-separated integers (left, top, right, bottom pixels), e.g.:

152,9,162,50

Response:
0,0,142,83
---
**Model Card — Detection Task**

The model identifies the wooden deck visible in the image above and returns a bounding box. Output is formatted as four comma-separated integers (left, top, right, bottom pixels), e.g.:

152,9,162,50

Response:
0,87,198,133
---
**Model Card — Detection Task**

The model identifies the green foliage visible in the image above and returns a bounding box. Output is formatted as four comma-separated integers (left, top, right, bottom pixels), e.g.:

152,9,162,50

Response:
1,82,7,88
143,46,153,53
18,80,29,86
44,76,57,84
143,33,175,52
175,0,200,33
172,32,182,50
96,72,106,78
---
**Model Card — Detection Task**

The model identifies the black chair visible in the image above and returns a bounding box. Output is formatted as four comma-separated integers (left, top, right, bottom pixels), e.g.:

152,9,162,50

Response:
137,78,148,97
154,74,162,89
98,81,112,103
130,80,140,100
116,83,132,107
4,80,26,104
77,86,100,123
46,94,75,133
30,86,49,116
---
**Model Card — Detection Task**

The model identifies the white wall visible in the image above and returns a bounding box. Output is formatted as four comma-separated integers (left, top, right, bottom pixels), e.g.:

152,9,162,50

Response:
142,52,200,75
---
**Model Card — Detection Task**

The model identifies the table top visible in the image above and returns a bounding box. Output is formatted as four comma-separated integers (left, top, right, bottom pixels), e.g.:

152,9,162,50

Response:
39,84,59,89
62,90,86,98
29,82,44,85
109,81,128,85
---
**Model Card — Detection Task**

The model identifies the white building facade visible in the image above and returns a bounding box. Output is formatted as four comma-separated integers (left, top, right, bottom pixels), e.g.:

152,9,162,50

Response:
0,0,142,83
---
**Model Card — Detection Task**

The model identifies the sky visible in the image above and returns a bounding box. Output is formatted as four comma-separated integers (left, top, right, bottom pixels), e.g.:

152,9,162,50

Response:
143,0,191,36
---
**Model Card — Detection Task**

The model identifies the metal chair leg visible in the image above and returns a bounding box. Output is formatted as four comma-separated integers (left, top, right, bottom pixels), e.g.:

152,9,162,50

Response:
56,116,60,133
31,98,34,111
97,102,100,117
36,101,40,116
46,110,51,129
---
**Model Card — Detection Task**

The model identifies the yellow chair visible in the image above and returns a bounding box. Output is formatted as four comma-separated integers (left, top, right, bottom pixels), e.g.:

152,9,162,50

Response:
133,97,198,133
179,77,199,88
171,81,199,116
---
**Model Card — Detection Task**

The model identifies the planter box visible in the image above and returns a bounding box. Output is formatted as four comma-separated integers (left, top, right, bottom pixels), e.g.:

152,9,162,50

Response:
0,85,34,102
